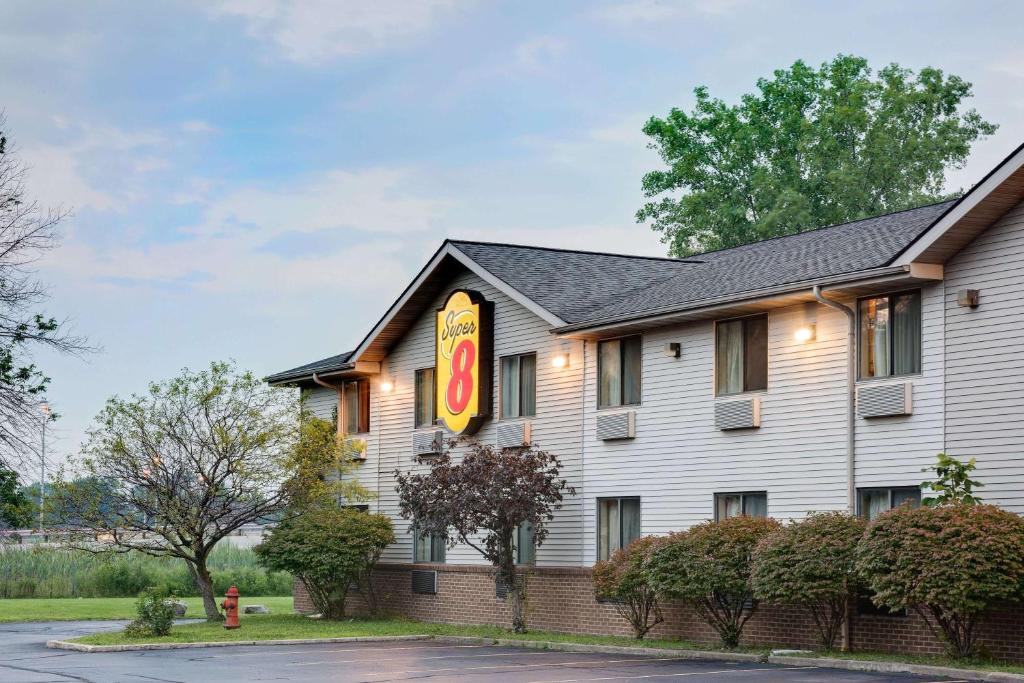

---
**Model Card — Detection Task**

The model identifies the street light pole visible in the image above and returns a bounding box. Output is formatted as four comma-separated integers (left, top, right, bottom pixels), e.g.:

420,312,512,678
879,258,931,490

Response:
40,403,50,535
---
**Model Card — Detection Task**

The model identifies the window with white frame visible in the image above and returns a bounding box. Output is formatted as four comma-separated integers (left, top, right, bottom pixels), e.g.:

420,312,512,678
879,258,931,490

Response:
858,291,922,379
500,353,536,419
341,379,370,434
715,314,768,395
714,491,768,520
413,531,446,563
858,487,921,521
414,367,436,428
597,497,641,560
598,336,642,408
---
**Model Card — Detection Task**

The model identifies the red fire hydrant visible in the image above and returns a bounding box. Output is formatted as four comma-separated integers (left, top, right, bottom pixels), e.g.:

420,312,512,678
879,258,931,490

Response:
221,585,240,630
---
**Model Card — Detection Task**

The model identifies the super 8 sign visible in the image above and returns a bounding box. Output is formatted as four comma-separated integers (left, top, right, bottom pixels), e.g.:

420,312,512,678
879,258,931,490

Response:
435,289,493,434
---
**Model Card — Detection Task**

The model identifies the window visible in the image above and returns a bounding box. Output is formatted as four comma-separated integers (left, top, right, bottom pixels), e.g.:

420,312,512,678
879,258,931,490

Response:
515,521,536,565
715,314,768,395
341,379,370,434
414,368,436,428
858,291,921,379
597,497,641,560
858,487,921,521
715,492,768,520
598,336,642,408
500,353,537,419
414,531,446,563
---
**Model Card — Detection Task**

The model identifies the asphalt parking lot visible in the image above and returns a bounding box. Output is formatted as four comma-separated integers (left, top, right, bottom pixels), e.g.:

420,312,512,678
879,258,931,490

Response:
0,621,972,683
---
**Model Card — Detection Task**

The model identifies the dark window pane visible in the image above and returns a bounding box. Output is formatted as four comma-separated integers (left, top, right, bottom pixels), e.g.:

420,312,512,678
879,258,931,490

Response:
621,498,641,547
500,356,519,419
743,493,768,518
598,499,619,560
859,297,890,378
519,354,536,417
892,488,921,510
343,382,359,434
860,489,890,520
622,337,642,405
716,494,741,520
516,521,536,565
716,320,743,395
892,292,921,375
357,380,370,433
743,315,768,392
415,368,435,427
598,340,621,408
431,534,446,563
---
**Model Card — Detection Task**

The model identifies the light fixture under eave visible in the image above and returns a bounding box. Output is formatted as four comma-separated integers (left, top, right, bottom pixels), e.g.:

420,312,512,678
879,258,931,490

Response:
380,380,395,393
551,353,569,369
794,324,816,343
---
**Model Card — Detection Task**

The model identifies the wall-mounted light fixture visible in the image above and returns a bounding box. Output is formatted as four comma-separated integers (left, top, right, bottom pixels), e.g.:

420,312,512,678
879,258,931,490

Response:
380,380,395,393
957,289,980,308
794,324,816,343
551,353,570,369
663,342,681,358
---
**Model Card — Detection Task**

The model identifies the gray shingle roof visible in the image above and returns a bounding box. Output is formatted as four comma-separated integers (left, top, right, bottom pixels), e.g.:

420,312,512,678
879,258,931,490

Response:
266,351,353,384
453,200,954,327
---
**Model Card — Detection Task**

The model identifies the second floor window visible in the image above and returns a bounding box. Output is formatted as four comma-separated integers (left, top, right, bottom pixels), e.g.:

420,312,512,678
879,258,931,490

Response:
598,336,641,408
500,353,536,418
341,379,369,434
716,314,768,395
859,291,922,379
414,367,436,428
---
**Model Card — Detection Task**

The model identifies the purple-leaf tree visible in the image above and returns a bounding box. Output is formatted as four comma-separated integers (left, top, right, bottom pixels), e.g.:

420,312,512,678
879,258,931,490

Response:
395,440,575,633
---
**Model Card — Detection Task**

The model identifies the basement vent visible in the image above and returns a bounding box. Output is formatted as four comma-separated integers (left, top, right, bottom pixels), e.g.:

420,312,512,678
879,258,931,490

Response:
857,382,913,418
715,397,761,430
495,574,525,599
596,411,636,440
412,430,444,458
496,421,532,449
411,570,437,595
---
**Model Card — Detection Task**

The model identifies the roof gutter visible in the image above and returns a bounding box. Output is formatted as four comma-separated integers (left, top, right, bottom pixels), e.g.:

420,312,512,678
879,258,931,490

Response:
553,265,913,335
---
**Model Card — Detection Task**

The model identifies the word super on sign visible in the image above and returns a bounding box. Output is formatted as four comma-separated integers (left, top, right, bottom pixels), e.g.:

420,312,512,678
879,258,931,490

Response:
435,289,493,434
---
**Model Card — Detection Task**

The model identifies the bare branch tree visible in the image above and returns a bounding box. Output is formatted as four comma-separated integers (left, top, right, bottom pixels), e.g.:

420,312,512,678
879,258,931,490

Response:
0,117,91,470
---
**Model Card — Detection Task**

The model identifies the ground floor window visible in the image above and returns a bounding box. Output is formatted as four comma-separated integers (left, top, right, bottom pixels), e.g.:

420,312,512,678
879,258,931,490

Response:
714,491,767,520
597,497,640,560
858,487,921,521
414,531,446,563
515,521,536,565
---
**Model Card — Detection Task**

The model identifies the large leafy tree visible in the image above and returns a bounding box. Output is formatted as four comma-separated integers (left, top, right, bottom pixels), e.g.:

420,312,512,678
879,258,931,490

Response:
395,441,574,633
64,362,362,620
0,119,88,469
638,55,998,256
0,465,32,530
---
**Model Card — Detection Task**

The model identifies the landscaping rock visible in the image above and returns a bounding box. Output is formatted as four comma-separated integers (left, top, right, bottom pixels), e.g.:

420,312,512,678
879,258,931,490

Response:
244,604,269,614
165,601,188,617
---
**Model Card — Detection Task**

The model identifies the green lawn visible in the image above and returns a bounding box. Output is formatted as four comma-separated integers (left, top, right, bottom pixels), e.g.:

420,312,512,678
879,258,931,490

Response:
0,596,293,623
63,612,1024,676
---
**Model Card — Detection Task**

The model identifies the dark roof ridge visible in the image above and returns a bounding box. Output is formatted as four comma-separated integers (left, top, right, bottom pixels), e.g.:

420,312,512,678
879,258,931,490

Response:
448,238,705,264
684,198,957,260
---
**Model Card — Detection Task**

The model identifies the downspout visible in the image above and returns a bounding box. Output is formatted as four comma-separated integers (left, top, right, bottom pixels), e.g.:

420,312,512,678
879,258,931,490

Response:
812,285,856,652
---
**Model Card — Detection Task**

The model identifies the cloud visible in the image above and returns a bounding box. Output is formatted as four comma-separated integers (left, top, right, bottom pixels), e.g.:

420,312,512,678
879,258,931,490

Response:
990,52,1024,79
180,120,218,134
514,36,567,72
211,0,470,64
593,0,746,25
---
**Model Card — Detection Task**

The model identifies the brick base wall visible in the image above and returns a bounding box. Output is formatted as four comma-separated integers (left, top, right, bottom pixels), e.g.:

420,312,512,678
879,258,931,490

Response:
293,564,1024,663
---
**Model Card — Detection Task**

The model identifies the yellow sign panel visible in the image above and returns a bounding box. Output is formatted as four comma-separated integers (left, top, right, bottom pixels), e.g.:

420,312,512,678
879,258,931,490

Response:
435,289,492,434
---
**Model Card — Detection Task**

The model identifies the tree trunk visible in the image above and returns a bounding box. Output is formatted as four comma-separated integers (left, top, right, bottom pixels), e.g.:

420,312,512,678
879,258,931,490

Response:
188,558,222,621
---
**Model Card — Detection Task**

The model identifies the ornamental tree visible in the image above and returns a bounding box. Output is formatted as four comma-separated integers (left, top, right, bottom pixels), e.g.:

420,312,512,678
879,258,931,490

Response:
592,536,665,640
856,503,1024,658
646,516,781,648
63,362,365,620
256,506,394,619
638,54,997,257
394,441,575,633
752,511,866,649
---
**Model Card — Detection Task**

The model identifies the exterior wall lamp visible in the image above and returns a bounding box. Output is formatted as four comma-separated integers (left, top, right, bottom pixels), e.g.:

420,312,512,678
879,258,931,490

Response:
794,324,816,343
380,380,395,393
551,353,569,369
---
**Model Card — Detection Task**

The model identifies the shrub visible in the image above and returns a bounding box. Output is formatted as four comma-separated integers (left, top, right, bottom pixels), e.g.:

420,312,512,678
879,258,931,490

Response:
856,503,1024,659
255,506,395,619
752,511,866,649
646,516,780,648
593,536,664,640
123,587,176,638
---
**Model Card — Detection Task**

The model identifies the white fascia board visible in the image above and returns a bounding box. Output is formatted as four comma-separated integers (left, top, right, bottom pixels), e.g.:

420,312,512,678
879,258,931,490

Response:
894,144,1024,266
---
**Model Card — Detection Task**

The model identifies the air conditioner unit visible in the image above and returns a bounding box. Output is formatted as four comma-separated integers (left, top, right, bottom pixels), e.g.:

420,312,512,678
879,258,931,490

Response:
715,397,761,430
412,430,444,458
411,569,437,595
857,382,912,418
496,421,532,449
596,411,636,440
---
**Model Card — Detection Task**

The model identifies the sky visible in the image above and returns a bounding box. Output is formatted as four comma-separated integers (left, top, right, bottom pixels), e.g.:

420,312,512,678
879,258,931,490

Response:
3,0,1024,473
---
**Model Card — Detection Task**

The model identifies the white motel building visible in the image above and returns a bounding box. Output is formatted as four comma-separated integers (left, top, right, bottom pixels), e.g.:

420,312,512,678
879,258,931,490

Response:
268,142,1024,642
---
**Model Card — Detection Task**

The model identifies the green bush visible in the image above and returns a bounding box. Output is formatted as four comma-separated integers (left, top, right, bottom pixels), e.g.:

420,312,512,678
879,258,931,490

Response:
592,536,664,640
646,516,780,648
752,511,866,649
856,503,1024,659
256,507,394,619
123,587,176,638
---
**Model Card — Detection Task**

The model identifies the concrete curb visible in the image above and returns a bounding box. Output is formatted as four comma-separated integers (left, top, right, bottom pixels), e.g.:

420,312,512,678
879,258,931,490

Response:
432,635,765,663
46,634,431,653
768,655,1024,682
